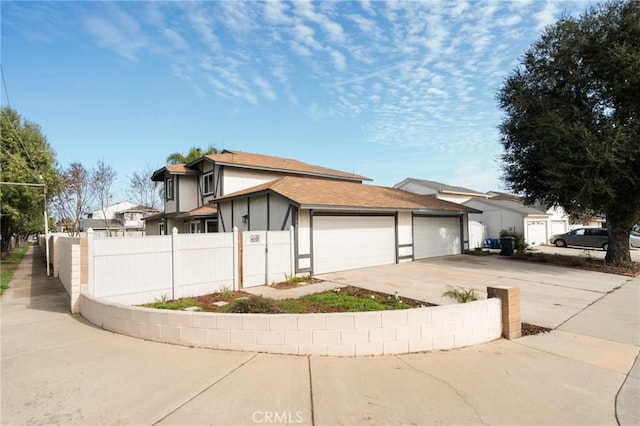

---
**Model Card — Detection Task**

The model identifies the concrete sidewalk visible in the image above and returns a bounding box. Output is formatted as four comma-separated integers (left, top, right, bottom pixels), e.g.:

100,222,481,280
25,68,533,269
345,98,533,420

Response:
1,245,638,425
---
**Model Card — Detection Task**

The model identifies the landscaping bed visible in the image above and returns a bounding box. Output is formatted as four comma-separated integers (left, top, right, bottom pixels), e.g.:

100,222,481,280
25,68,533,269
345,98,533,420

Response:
142,286,434,313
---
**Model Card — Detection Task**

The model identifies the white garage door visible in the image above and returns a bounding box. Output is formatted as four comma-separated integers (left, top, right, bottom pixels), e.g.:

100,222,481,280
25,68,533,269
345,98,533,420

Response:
526,221,547,246
414,216,461,259
551,220,567,236
313,215,396,274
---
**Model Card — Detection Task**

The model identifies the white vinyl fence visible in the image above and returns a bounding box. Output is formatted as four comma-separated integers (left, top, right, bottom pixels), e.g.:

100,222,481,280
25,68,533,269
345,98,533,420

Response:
82,226,295,306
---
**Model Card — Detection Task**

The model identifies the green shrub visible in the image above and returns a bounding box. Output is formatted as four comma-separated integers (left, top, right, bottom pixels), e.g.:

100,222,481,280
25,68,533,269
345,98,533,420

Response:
499,229,527,251
442,286,478,303
223,296,282,313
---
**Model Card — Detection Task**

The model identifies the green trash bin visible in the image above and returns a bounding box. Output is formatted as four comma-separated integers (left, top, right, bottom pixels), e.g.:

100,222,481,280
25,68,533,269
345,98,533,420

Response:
500,237,515,256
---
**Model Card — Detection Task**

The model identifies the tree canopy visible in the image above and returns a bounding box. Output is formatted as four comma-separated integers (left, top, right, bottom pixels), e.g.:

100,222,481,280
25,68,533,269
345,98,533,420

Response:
498,0,640,263
166,145,218,165
0,107,60,251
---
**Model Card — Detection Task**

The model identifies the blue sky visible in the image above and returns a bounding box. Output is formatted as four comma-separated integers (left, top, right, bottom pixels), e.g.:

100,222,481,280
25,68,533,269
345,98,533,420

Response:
2,0,597,200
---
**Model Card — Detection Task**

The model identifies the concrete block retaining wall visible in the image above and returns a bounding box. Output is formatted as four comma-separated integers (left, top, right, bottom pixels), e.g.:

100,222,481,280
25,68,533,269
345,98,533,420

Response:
80,293,502,356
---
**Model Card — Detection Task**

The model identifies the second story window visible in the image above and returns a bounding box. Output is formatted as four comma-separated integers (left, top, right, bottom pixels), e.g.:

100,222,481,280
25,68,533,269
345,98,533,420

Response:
165,177,174,200
203,172,214,195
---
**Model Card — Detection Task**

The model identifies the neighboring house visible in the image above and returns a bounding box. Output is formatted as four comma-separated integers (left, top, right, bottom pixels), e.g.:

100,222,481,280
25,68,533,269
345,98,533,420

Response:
82,202,159,235
462,198,554,247
87,201,138,220
213,176,479,275
394,178,490,204
146,149,368,236
396,180,570,247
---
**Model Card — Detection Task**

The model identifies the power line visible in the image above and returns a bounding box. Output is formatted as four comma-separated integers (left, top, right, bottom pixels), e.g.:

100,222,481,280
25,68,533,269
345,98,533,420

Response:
1,64,11,106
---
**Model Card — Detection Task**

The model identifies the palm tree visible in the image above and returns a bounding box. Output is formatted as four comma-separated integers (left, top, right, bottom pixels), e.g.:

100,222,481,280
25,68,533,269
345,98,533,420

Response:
166,145,219,164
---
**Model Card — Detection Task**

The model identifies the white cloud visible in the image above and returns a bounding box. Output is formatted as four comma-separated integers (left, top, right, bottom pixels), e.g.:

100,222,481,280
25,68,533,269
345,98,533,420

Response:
163,28,188,50
329,49,346,72
535,1,560,31
254,76,277,100
264,0,292,25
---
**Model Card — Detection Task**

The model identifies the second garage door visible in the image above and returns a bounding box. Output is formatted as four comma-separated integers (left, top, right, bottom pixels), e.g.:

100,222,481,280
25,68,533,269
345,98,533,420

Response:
312,215,396,274
414,216,461,259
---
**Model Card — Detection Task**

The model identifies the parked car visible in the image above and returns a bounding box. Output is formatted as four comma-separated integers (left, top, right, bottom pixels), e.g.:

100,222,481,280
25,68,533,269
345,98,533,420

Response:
631,232,640,248
549,228,609,250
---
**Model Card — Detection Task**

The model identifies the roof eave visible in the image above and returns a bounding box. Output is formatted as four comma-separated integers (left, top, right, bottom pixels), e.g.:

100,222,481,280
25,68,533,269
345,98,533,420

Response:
216,162,370,182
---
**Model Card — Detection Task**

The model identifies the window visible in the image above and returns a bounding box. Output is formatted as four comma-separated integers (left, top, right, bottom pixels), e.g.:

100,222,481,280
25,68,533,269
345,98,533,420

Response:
206,220,217,233
165,178,174,200
190,222,201,234
159,223,164,235
203,172,214,195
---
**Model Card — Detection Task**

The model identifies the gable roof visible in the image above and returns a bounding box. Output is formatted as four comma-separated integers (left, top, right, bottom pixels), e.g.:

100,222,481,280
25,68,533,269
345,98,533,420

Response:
214,176,480,213
177,205,217,219
151,164,200,181
463,198,548,216
488,191,523,202
191,149,370,182
395,178,487,197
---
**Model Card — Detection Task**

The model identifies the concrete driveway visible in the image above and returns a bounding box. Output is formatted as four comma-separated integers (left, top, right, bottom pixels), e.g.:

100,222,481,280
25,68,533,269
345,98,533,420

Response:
318,254,634,329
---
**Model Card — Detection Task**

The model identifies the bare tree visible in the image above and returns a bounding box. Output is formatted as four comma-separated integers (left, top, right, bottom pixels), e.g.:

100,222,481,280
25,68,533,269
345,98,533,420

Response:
94,160,117,236
51,163,97,236
127,165,161,210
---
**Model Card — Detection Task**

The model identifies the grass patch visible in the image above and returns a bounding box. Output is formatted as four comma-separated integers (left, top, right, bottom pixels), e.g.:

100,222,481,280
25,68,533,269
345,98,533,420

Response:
143,295,199,310
140,286,434,313
1,244,30,295
270,274,321,289
465,248,491,256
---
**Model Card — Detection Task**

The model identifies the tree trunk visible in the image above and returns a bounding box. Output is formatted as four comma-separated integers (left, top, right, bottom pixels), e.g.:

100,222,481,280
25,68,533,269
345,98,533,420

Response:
605,214,633,264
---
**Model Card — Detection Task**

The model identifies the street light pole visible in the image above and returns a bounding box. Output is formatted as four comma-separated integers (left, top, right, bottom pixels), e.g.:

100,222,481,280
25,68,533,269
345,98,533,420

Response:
0,181,50,276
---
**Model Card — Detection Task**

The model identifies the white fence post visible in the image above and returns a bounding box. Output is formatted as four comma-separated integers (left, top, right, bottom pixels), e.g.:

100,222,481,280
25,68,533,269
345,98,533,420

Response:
233,226,239,291
87,228,94,295
171,227,178,300
290,225,295,277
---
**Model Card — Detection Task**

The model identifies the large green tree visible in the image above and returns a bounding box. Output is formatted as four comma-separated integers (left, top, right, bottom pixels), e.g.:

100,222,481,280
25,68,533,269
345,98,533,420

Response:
498,0,640,263
166,145,218,165
0,107,60,251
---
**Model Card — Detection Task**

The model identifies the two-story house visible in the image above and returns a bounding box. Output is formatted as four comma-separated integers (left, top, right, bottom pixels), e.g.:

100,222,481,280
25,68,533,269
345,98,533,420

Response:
146,149,479,275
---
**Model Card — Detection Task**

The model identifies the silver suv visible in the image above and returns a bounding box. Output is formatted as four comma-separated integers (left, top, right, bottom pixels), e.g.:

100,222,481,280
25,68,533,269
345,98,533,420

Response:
549,228,609,250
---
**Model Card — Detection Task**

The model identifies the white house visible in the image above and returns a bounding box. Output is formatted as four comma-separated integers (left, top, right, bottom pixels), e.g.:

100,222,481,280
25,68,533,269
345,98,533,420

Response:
214,176,479,275
145,150,480,275
395,181,571,248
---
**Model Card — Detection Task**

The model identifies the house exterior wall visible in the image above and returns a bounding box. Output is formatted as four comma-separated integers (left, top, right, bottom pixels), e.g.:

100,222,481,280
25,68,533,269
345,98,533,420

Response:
144,219,162,236
249,195,268,231
397,211,413,262
219,203,233,232
178,175,198,212
465,199,525,239
222,168,285,196
436,193,475,204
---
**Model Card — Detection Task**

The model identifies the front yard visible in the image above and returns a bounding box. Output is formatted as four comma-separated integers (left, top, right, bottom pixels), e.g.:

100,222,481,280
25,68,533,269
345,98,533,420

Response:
143,286,433,313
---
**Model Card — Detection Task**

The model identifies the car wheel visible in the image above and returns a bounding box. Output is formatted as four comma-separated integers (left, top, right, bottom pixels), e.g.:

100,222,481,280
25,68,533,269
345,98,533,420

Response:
555,239,566,247
602,243,608,251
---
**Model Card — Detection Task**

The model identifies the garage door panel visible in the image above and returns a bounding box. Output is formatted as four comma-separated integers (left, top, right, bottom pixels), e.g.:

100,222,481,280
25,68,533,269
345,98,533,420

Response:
313,216,395,274
414,217,460,259
526,221,547,246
